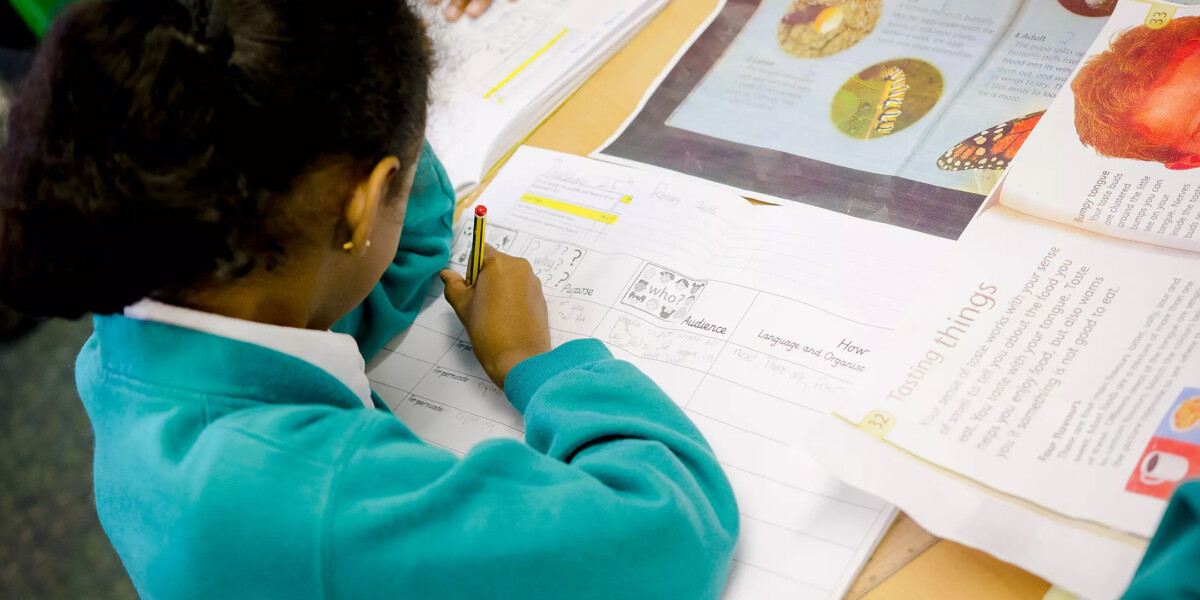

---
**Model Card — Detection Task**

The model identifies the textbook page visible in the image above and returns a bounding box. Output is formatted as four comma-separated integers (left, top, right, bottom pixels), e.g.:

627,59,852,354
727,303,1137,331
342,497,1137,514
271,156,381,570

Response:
420,0,667,193
367,147,951,599
813,206,1200,599
597,0,1114,239
1001,0,1200,253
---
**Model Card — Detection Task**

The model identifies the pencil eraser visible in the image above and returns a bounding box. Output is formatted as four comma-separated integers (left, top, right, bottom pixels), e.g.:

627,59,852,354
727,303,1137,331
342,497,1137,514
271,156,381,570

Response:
475,205,488,217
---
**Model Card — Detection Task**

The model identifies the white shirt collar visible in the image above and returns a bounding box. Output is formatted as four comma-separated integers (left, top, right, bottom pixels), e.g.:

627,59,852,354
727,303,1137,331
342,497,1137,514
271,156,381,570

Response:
124,299,374,409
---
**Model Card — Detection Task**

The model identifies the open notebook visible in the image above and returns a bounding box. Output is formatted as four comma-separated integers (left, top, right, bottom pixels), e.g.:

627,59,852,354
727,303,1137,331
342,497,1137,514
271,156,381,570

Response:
366,146,951,599
811,2,1200,598
418,0,668,194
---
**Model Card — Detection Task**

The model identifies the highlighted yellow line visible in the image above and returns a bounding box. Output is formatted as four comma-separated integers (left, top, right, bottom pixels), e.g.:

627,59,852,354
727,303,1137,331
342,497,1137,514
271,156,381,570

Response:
483,29,569,99
521,194,619,224
619,195,633,204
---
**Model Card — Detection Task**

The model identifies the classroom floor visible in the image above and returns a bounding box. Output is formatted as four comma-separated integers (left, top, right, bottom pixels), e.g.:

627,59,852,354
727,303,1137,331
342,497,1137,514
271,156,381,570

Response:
1,319,137,599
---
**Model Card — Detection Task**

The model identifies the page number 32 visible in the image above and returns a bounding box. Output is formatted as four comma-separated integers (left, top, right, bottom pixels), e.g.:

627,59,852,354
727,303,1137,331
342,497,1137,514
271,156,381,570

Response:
858,410,896,439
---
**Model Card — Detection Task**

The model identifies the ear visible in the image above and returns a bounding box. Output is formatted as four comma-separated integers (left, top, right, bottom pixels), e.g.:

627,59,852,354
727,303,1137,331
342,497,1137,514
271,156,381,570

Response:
1166,154,1200,170
343,157,401,255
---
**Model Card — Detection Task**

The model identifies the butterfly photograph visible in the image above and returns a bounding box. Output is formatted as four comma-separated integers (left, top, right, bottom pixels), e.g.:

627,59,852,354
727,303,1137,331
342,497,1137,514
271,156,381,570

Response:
936,110,1045,172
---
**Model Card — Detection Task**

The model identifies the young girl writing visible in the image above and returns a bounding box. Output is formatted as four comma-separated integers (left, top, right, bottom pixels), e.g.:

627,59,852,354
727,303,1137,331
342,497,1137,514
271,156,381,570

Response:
0,1,738,598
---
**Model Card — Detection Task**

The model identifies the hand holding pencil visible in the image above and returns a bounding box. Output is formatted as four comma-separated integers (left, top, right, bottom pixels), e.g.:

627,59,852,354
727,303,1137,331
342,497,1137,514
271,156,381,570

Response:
441,243,551,389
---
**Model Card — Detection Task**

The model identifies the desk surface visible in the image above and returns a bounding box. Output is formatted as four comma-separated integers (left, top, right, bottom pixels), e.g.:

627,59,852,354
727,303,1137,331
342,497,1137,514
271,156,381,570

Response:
486,0,1052,596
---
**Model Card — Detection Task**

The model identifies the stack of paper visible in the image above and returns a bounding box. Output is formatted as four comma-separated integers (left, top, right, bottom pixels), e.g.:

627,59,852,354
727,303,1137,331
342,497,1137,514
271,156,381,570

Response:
419,0,668,193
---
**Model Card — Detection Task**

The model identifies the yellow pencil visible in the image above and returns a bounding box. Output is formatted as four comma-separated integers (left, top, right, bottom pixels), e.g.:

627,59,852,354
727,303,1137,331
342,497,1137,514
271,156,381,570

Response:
466,205,487,286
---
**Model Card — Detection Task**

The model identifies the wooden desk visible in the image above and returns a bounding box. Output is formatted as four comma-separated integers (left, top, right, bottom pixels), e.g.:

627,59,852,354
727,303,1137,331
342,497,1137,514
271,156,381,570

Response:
483,0,1052,596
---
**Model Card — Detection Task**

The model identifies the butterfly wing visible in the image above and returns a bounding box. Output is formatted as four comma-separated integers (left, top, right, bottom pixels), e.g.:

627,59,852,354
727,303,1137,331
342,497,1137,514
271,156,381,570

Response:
936,111,1045,171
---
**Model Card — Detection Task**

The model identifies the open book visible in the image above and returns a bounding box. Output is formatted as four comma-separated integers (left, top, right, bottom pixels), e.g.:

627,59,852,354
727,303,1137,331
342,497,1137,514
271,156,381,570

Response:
596,0,1119,239
419,0,668,194
810,2,1200,598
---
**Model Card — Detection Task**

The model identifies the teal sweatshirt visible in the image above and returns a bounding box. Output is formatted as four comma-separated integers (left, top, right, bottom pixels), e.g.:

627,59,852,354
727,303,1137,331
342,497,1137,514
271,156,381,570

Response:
75,144,739,599
1123,480,1200,598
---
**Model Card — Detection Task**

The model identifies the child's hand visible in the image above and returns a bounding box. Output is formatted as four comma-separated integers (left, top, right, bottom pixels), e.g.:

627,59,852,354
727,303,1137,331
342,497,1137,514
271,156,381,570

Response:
430,0,519,22
441,245,550,389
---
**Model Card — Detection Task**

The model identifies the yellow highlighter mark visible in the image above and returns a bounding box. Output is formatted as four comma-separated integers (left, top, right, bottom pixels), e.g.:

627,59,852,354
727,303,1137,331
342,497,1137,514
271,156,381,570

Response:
484,29,569,99
521,194,619,224
620,196,633,204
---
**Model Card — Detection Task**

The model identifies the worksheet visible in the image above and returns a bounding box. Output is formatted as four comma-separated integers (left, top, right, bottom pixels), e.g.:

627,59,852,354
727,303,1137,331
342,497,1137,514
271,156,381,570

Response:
366,147,951,599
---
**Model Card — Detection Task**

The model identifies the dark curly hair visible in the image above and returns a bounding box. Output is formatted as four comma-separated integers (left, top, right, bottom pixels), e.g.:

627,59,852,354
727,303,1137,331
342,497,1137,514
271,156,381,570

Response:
0,0,432,318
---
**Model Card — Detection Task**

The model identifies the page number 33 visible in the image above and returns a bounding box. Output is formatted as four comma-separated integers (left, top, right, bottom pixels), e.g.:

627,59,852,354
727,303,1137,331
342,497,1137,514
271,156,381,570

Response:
1146,4,1177,30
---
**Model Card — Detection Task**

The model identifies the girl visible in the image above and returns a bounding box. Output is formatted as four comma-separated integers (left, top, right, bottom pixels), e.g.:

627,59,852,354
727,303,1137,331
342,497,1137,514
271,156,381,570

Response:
0,1,738,598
